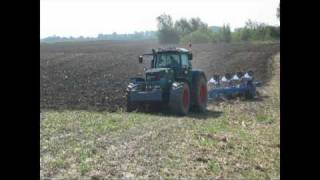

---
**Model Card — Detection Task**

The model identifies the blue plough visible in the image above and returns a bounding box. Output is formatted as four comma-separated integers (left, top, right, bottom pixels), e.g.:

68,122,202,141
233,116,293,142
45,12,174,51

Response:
207,71,262,101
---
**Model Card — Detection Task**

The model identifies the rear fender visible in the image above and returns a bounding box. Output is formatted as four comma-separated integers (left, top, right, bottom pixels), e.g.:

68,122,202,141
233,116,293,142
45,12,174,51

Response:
191,70,207,82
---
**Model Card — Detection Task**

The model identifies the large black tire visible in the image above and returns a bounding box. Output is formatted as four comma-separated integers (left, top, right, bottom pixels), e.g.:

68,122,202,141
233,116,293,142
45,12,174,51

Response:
169,83,190,116
245,84,256,99
126,92,139,112
193,75,208,112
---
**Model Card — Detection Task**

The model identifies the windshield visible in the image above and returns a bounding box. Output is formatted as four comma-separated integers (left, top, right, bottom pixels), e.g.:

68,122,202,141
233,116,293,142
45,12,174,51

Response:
155,53,180,68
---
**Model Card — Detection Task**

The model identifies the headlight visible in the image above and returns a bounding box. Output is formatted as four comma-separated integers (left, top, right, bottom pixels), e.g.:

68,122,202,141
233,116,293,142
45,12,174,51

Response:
172,82,181,89
128,83,138,91
172,82,179,87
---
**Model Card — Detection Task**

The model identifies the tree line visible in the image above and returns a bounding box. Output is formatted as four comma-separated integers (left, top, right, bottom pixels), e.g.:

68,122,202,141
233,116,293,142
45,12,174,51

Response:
41,31,157,43
156,14,280,44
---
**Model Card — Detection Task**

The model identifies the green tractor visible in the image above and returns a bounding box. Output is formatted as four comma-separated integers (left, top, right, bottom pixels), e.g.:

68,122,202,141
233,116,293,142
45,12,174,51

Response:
126,47,207,115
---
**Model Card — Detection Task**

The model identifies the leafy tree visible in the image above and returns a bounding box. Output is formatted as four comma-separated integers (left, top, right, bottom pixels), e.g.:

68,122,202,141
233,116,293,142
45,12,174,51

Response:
180,29,214,44
231,28,242,42
220,24,231,42
173,17,210,43
245,19,258,30
189,17,208,31
174,18,192,36
236,20,280,41
156,14,179,44
157,14,174,30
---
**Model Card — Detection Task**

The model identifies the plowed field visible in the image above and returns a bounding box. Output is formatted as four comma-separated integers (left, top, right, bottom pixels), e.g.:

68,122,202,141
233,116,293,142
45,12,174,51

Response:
40,40,279,111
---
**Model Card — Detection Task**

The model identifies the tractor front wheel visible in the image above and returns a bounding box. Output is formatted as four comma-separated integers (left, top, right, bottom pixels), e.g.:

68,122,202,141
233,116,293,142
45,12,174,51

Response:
126,92,139,112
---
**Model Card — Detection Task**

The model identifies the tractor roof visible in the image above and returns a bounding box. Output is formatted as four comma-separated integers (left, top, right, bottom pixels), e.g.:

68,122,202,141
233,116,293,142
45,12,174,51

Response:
155,47,190,53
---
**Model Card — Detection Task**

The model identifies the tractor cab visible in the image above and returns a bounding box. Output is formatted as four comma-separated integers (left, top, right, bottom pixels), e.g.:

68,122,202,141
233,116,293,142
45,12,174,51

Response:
139,48,193,86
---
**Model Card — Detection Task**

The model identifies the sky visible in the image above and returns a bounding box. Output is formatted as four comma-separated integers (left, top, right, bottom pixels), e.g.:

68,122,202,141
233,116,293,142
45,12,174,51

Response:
40,0,280,38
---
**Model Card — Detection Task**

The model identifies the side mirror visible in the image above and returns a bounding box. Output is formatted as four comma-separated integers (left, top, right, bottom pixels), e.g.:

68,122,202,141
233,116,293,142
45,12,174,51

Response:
188,53,193,60
138,56,143,63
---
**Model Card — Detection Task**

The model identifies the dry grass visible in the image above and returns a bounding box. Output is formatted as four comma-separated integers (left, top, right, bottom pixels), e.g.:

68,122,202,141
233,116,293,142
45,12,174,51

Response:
40,53,280,179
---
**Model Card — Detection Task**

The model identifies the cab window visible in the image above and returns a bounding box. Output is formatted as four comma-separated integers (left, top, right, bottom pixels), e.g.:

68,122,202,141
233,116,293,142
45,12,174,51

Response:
155,53,180,68
181,54,189,68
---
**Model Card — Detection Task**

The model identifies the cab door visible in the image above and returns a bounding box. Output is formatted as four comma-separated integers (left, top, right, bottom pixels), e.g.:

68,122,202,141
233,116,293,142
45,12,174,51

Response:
176,53,192,82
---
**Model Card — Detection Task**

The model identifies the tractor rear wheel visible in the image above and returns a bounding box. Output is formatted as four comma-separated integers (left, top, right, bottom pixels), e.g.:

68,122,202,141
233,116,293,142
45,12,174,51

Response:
194,75,208,112
169,83,190,116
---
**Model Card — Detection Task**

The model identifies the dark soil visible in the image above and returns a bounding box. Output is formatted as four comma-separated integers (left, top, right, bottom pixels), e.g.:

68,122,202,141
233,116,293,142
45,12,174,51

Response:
40,40,279,111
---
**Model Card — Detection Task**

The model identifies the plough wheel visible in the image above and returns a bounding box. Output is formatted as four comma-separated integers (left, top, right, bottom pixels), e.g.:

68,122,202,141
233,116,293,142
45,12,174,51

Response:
245,82,256,99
